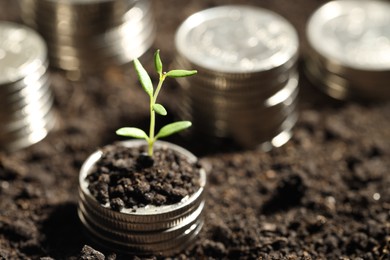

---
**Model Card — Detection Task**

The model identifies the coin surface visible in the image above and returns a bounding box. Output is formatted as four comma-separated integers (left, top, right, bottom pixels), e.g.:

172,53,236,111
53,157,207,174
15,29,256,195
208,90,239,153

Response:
175,5,299,73
307,0,390,71
0,22,47,84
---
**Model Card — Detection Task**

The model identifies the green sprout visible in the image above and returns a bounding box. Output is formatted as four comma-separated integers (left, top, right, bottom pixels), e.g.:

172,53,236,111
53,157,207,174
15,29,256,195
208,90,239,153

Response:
116,50,197,156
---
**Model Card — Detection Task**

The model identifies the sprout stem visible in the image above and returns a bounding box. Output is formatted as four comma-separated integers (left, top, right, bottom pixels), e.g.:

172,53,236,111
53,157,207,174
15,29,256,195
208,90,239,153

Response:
148,74,166,156
148,94,155,156
154,74,166,103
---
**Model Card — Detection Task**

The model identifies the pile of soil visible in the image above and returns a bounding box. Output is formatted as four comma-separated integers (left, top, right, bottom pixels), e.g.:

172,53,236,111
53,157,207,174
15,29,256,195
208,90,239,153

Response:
86,143,201,211
1,0,389,259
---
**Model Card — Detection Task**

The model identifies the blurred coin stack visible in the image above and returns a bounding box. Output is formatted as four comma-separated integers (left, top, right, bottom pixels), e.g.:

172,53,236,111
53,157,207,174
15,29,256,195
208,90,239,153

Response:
305,0,390,101
174,5,299,150
78,141,206,255
19,0,155,76
0,22,56,152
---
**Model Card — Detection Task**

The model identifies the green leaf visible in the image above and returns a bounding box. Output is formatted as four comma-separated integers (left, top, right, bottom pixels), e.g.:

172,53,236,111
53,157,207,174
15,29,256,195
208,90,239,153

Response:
116,127,149,140
153,103,167,116
154,50,162,75
155,121,192,139
166,70,197,78
133,58,153,98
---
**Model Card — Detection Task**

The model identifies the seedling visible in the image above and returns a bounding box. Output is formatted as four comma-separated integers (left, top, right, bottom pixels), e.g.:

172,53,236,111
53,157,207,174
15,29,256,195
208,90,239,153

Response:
116,50,197,156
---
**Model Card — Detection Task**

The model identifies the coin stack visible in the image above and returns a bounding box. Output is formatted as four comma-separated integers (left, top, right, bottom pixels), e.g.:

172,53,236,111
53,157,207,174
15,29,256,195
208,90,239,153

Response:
0,22,56,152
174,5,300,150
305,0,390,101
78,141,206,255
19,0,155,76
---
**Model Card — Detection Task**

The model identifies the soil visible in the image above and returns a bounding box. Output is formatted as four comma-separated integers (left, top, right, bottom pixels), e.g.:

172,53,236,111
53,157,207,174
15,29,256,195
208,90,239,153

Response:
86,143,201,211
1,0,390,259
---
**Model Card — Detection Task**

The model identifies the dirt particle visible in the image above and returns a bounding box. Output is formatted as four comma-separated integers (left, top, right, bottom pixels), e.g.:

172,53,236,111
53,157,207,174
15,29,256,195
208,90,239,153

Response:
110,197,124,211
79,245,105,260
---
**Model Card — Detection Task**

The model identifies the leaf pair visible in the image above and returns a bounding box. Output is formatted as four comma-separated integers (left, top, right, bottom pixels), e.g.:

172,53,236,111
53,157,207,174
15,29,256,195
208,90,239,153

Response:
154,49,197,78
116,121,192,143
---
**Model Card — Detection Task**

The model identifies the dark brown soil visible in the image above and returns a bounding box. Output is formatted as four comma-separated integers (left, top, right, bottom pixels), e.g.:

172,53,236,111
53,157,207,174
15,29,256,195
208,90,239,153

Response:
1,1,390,259
86,143,201,211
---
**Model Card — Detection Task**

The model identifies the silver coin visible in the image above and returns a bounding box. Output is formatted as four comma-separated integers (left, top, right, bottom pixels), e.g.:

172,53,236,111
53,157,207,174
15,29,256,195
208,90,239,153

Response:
112,26,156,65
78,166,204,226
79,201,204,244
0,63,48,94
37,0,136,18
101,6,154,47
44,17,154,62
177,69,299,146
173,6,299,148
0,82,51,114
79,193,204,232
175,5,299,74
0,22,55,152
182,77,298,124
0,86,52,121
0,114,55,144
306,48,390,89
173,51,298,81
231,111,298,149
101,16,155,51
19,0,154,74
178,75,290,101
36,2,152,46
78,140,206,255
79,143,206,224
54,27,154,72
80,212,203,255
0,113,56,152
48,26,155,72
178,98,297,135
0,22,47,84
0,108,56,145
304,48,390,100
32,0,142,37
307,0,390,71
0,91,54,133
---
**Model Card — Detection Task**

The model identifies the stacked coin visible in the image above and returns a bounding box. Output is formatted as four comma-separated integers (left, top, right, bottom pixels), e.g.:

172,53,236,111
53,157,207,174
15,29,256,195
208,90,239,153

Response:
174,5,299,150
78,140,206,255
305,0,390,101
19,0,155,75
0,22,56,152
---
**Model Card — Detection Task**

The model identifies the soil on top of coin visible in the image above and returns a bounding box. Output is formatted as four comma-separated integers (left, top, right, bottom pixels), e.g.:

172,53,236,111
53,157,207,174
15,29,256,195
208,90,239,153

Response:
86,143,201,211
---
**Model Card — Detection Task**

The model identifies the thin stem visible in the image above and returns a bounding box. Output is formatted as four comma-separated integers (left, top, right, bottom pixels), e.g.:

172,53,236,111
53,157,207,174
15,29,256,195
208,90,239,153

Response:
153,74,166,103
148,94,155,156
148,74,165,156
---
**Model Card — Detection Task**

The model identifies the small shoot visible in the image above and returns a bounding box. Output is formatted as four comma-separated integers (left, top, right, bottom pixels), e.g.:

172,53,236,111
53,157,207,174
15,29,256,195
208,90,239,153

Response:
116,50,197,156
